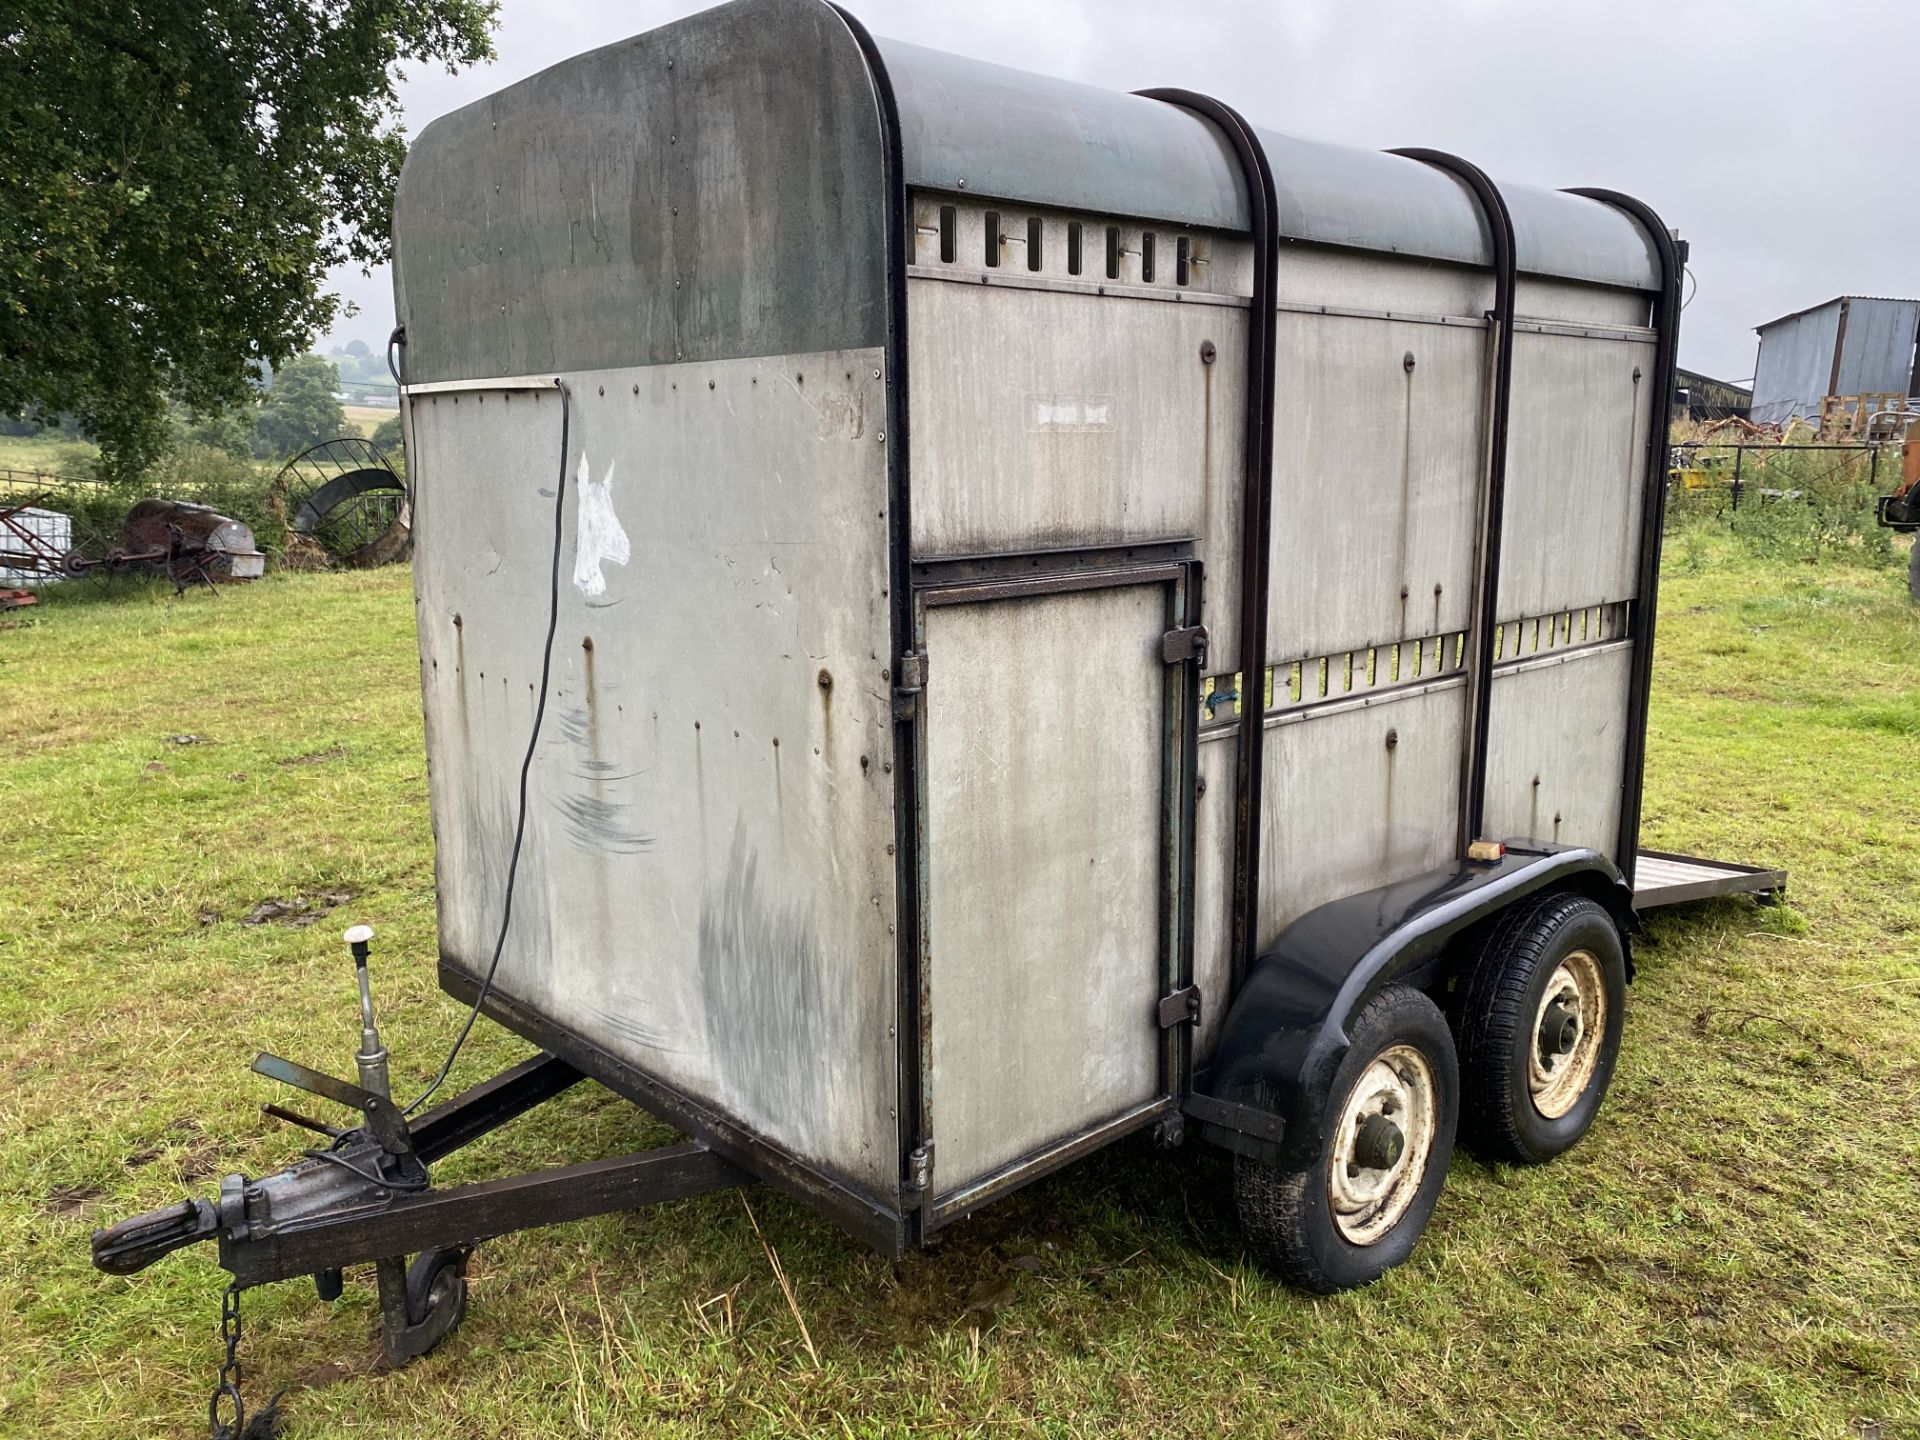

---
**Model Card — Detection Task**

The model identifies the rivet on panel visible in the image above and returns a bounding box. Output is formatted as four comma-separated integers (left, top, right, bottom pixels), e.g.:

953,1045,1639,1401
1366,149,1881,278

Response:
1200,340,1217,365
817,669,833,690
1385,728,1399,750
1404,351,1417,372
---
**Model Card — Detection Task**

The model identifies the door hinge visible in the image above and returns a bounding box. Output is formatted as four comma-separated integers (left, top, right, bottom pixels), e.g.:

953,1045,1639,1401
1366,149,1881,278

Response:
1157,985,1202,1029
893,651,928,720
1161,625,1209,666
906,1142,933,1194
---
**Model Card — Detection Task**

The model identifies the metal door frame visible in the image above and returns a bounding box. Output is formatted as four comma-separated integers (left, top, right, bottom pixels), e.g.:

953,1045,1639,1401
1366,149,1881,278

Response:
902,545,1202,1227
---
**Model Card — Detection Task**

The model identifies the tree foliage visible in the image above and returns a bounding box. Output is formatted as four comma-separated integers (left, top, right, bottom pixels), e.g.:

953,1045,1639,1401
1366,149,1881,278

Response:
0,1,494,480
253,354,345,459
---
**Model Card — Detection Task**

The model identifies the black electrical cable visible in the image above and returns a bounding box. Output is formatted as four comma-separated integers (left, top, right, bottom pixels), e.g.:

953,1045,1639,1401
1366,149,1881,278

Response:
404,377,571,1116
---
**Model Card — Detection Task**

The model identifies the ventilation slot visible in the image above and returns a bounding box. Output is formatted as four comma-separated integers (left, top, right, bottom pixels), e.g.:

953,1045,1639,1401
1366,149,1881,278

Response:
1176,236,1191,286
1105,225,1120,280
1067,221,1083,276
1027,216,1043,273
938,205,956,264
1142,232,1156,284
984,211,1001,268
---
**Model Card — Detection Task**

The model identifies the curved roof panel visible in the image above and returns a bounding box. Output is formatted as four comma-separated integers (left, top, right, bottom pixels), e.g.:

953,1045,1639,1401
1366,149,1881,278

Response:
876,30,1666,290
1256,130,1491,268
877,39,1251,231
1500,181,1661,291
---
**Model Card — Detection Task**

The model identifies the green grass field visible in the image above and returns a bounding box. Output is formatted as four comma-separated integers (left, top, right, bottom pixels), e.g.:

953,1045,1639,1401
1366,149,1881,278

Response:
2,538,1917,1439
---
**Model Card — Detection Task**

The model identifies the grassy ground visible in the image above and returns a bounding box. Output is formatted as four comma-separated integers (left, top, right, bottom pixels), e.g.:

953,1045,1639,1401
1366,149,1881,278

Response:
341,405,399,439
0,431,100,481
1,539,1916,1439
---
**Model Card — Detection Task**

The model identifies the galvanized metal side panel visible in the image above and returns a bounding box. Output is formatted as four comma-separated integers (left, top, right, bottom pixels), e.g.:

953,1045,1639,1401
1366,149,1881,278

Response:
1514,278,1651,329
1255,684,1466,945
905,277,1249,659
1482,647,1632,854
923,586,1167,1197
879,39,1250,230
1752,301,1843,425
1833,298,1920,398
410,350,899,1198
1499,325,1657,619
1276,246,1493,319
1266,312,1488,658
392,0,887,384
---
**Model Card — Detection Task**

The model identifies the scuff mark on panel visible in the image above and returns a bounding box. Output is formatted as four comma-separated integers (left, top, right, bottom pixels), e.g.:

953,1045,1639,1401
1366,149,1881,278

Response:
572,453,631,596
585,1005,685,1055
552,791,657,854
699,823,842,1154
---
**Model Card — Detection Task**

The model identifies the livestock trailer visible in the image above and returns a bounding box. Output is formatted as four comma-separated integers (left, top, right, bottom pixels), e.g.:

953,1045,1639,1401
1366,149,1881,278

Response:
93,0,1787,1421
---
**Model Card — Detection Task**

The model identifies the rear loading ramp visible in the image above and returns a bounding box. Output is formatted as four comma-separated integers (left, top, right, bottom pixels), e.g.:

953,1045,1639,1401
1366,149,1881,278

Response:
1631,849,1786,910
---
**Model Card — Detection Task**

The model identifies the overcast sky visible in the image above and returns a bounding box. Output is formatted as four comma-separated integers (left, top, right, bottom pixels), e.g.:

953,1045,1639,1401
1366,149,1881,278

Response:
324,0,1920,384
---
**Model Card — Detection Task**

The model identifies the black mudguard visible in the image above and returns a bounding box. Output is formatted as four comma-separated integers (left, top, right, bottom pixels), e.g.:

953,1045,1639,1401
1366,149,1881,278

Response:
1190,845,1634,1168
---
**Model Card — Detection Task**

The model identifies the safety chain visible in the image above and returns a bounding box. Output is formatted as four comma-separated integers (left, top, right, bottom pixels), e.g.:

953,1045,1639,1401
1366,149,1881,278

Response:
209,1281,246,1439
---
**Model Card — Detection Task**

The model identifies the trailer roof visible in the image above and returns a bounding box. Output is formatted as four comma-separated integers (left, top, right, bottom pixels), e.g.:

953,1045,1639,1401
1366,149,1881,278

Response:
880,36,1662,290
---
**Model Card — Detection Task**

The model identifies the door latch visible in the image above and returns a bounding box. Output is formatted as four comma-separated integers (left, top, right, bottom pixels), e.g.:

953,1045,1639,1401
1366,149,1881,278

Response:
1161,626,1208,666
1157,985,1202,1029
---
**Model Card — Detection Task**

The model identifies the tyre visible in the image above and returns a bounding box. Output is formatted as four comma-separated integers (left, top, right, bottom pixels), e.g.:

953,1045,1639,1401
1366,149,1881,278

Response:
1235,985,1459,1293
1455,890,1627,1165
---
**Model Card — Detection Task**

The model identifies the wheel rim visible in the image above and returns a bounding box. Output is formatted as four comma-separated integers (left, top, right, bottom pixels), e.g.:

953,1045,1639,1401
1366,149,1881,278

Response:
1528,949,1606,1120
1327,1043,1438,1246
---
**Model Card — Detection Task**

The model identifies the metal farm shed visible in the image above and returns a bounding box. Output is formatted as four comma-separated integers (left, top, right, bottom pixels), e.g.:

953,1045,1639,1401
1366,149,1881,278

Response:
94,0,1787,1403
1751,294,1920,425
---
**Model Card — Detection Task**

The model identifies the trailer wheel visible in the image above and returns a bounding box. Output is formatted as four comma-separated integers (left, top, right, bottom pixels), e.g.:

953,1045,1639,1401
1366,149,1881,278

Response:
1455,890,1626,1164
1234,985,1458,1293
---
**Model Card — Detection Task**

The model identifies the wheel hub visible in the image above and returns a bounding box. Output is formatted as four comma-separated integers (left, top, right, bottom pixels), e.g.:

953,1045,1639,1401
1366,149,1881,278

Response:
1527,951,1607,1120
1353,1114,1405,1170
1539,1001,1580,1060
1327,1044,1438,1246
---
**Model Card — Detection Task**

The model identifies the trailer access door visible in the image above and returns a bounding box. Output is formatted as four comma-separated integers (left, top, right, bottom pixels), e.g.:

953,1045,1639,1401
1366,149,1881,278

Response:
911,561,1199,1225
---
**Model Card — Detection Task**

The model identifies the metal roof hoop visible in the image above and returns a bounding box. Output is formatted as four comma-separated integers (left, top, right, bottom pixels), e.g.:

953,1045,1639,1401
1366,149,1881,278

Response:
1388,149,1518,857
1137,87,1280,995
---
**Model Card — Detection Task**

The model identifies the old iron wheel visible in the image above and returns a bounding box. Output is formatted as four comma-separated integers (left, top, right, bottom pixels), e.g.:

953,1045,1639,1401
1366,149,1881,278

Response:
1454,890,1627,1164
1234,985,1459,1294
